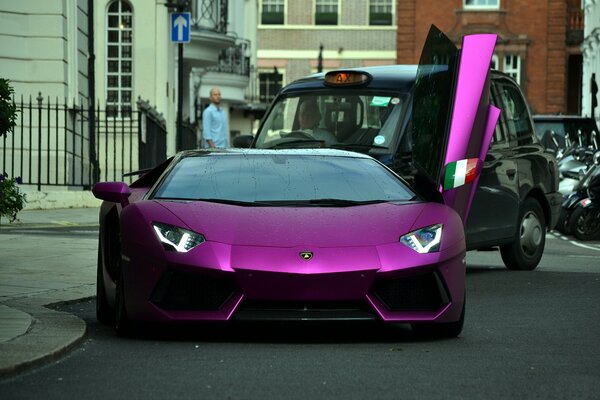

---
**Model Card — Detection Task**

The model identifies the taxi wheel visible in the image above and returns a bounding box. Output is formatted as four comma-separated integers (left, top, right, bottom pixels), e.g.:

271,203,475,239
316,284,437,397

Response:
96,246,114,325
411,297,465,339
500,198,545,271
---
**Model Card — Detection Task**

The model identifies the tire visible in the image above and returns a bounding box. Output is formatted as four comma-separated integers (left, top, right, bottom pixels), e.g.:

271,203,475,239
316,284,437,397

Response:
411,297,465,339
566,205,584,237
500,197,546,271
96,246,114,325
573,206,600,241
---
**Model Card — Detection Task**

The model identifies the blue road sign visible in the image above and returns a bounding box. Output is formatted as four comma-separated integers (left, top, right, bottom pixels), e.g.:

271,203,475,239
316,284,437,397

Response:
171,12,191,43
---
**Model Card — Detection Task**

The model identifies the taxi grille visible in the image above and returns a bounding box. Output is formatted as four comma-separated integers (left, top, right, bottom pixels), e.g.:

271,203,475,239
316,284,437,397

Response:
372,271,449,312
150,270,236,311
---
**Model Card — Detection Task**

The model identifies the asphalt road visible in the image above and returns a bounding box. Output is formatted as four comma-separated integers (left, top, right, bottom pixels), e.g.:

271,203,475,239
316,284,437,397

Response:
1,231,599,399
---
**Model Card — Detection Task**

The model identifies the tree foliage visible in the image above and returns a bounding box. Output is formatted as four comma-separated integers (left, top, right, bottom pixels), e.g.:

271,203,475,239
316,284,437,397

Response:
0,78,17,137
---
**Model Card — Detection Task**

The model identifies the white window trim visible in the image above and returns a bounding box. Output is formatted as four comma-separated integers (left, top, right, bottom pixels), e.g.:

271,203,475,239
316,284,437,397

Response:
367,0,396,26
491,54,499,70
105,0,134,119
463,0,500,10
258,68,286,103
259,0,287,25
503,54,521,85
314,0,340,26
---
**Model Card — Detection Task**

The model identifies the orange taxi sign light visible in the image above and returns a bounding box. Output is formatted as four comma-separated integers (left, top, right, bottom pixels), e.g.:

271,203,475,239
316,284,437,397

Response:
324,71,372,86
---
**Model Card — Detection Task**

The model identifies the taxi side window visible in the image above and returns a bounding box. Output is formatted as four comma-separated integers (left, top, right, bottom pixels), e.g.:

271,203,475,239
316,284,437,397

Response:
489,82,510,149
496,79,534,145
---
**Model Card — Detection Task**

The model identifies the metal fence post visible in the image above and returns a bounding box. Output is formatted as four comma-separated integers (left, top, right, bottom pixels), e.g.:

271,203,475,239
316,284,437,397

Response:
36,92,43,191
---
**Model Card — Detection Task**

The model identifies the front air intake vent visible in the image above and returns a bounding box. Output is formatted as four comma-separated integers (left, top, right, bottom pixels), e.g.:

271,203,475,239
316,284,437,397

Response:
151,270,236,311
372,272,449,312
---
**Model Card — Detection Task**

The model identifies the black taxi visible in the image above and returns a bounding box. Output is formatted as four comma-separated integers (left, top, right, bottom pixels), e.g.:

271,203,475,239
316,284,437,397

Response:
243,28,561,271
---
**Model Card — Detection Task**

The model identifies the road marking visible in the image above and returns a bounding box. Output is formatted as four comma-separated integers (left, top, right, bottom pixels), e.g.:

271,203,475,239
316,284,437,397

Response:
549,231,600,252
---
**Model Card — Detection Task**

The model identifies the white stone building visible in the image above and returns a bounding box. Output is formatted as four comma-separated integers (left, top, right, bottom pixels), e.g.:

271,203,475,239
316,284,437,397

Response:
0,0,259,193
582,0,600,126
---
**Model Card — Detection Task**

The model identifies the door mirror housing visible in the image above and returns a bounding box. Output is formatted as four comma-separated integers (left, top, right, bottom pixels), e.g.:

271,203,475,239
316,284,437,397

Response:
92,182,132,208
232,135,254,148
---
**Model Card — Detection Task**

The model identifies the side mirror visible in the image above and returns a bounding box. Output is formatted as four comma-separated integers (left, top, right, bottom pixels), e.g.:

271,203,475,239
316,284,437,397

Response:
92,182,131,208
232,135,254,148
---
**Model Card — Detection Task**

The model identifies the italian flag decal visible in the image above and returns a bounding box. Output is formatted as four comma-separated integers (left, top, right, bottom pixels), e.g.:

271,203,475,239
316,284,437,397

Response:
443,158,480,191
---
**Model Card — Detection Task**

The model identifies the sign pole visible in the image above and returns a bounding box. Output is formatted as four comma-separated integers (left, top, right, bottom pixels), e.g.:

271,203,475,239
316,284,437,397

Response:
167,3,190,151
177,42,183,152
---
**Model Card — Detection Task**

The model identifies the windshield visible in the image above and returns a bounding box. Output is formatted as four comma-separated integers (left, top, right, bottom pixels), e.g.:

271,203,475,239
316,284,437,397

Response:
254,92,409,154
151,153,415,204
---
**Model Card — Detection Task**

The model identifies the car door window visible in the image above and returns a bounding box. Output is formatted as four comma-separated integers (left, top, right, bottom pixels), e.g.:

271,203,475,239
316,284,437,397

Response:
496,79,534,145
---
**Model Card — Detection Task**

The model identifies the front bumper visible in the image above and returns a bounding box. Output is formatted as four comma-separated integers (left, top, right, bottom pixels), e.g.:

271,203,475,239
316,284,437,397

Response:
121,241,466,325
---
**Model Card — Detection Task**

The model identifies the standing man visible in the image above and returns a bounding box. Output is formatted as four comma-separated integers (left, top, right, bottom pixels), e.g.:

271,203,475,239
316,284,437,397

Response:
202,87,229,148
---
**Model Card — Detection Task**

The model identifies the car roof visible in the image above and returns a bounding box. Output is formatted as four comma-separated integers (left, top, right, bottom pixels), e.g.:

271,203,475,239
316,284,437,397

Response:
279,65,509,95
280,65,419,94
177,148,375,160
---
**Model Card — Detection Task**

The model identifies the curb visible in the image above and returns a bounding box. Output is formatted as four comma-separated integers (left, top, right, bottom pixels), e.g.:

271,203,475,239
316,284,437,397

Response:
0,296,93,379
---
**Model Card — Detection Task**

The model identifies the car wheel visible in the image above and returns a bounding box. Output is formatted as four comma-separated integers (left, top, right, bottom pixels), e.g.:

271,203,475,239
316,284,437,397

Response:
411,297,465,339
96,246,114,325
500,197,546,271
573,207,600,241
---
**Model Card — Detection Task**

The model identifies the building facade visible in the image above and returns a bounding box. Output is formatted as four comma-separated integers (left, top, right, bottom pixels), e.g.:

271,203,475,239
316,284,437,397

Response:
582,0,600,126
0,0,258,189
396,0,584,115
256,0,397,104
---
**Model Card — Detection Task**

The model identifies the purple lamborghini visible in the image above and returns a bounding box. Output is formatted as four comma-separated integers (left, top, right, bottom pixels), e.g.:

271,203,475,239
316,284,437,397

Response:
92,26,499,338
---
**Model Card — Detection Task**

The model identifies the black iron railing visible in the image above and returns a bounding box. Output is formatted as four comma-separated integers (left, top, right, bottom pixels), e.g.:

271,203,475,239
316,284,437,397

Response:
0,95,167,189
191,0,228,33
207,39,251,76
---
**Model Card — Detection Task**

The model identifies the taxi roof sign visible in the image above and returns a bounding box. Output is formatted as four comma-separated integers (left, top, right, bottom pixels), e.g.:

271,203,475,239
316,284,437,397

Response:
324,70,372,86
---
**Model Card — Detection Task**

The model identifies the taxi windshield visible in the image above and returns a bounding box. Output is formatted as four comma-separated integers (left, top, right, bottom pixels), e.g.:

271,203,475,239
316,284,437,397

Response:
254,92,409,154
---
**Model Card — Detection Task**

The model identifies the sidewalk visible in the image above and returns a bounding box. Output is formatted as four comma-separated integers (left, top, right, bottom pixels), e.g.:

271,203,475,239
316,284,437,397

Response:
0,207,99,378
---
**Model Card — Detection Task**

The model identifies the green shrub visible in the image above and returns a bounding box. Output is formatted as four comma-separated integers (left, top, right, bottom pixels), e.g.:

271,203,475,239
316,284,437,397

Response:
0,173,27,225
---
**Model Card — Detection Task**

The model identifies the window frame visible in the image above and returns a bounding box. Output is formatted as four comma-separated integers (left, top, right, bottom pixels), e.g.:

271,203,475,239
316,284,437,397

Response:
315,0,339,26
503,54,521,86
368,0,394,26
463,0,500,10
106,0,133,118
258,68,284,104
260,0,285,25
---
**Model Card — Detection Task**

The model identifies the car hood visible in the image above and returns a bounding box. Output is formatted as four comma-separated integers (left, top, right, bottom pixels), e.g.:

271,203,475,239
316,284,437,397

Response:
153,200,449,248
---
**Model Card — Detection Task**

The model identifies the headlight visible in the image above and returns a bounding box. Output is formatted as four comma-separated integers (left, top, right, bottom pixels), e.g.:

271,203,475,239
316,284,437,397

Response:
400,224,442,253
152,222,205,253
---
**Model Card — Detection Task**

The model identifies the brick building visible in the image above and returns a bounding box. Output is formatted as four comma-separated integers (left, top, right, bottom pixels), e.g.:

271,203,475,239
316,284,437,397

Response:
396,0,584,115
257,0,397,104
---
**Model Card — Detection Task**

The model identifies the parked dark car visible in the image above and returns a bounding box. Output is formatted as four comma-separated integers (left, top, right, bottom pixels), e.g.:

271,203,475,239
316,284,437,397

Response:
243,28,561,271
533,114,599,153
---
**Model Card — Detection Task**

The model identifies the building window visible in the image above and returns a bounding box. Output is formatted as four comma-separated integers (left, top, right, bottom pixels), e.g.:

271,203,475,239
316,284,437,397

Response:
503,54,521,85
259,69,283,103
369,0,393,26
315,0,338,25
464,0,499,9
261,0,284,25
106,0,133,118
490,54,499,70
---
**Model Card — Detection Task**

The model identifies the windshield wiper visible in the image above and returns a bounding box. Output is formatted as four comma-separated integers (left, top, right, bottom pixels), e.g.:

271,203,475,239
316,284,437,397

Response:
265,139,325,149
330,144,388,151
195,198,259,206
306,198,387,207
